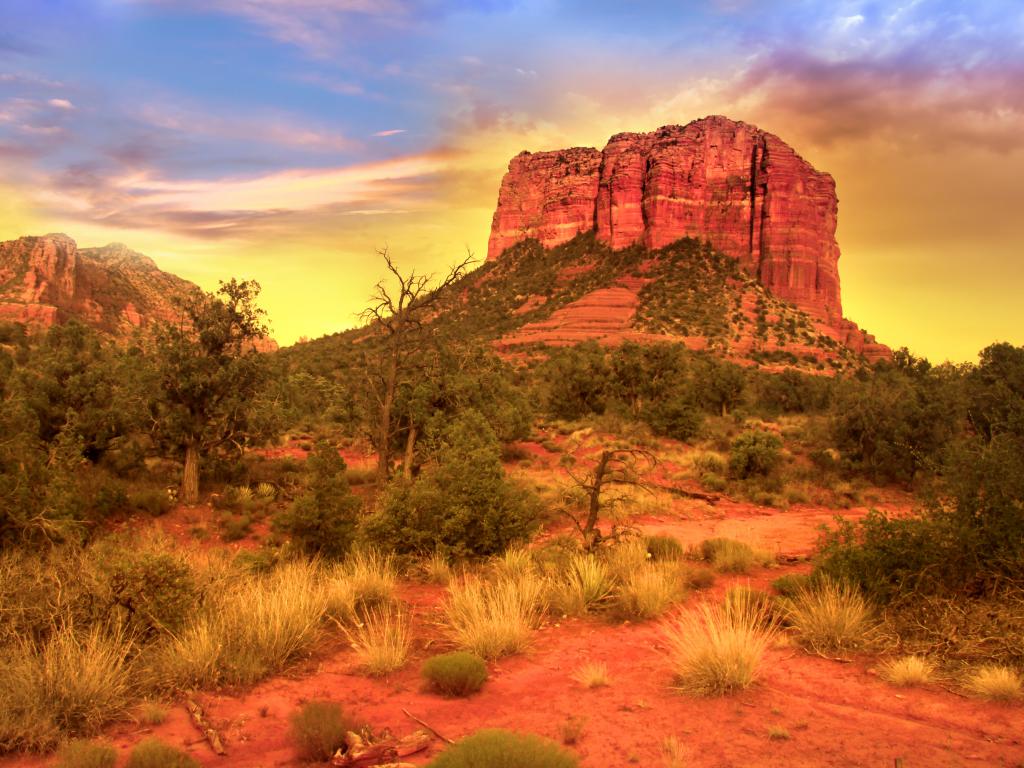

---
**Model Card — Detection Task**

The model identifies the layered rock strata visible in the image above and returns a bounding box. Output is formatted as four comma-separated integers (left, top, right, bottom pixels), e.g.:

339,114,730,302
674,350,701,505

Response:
487,116,887,360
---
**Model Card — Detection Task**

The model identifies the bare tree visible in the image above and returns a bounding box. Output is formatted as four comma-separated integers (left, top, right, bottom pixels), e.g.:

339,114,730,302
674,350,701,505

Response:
359,247,475,481
560,447,657,550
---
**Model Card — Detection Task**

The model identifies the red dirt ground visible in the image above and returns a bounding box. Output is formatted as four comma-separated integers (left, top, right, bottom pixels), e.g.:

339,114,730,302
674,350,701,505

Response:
3,447,1023,768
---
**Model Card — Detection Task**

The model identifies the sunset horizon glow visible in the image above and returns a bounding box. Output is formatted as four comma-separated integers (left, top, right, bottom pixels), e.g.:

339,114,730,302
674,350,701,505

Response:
1,0,1021,362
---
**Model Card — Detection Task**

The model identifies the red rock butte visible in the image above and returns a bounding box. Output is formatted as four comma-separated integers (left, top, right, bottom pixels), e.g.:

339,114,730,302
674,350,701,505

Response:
487,116,887,359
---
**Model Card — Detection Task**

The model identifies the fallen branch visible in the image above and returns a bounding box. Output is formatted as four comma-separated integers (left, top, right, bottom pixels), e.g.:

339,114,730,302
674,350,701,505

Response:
332,729,431,767
185,699,226,756
655,484,720,504
402,709,454,745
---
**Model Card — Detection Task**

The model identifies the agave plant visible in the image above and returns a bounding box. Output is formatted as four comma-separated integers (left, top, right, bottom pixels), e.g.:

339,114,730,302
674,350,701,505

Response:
255,482,276,500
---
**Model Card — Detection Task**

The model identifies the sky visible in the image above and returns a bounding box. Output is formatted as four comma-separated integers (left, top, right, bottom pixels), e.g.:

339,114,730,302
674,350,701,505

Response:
0,0,1021,362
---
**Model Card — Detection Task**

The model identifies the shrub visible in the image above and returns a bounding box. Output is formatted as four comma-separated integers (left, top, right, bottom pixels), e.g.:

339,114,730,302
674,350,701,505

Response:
571,661,610,688
551,554,613,616
785,578,875,655
728,431,782,478
91,537,199,638
290,700,356,762
685,565,716,590
442,575,546,659
422,652,488,697
644,395,703,441
427,729,579,768
221,514,252,542
125,738,199,768
274,440,361,560
700,472,727,492
56,739,117,768
645,534,684,562
692,452,726,475
878,655,935,686
664,591,777,696
130,488,173,517
771,573,813,598
361,411,539,559
611,563,681,621
345,605,411,677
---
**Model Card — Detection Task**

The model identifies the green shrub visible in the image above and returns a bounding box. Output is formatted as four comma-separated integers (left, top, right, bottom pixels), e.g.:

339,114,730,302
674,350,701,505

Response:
56,739,117,768
125,738,199,768
644,395,703,441
427,728,579,768
90,483,130,520
361,411,539,558
685,565,716,590
772,573,814,598
700,472,727,492
274,440,361,560
130,488,172,517
645,534,684,562
728,431,782,478
692,452,727,475
422,652,488,697
289,700,356,762
91,538,198,637
221,514,252,542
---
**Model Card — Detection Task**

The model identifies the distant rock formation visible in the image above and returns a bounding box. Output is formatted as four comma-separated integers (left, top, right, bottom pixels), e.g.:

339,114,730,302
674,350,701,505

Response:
487,116,888,360
0,234,277,350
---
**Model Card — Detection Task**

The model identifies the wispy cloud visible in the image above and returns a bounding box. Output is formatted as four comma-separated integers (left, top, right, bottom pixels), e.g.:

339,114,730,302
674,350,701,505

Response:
373,128,405,136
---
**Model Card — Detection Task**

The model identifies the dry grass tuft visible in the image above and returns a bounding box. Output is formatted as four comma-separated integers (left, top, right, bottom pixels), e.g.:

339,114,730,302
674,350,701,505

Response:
571,661,611,688
343,549,397,609
785,578,875,655
965,665,1023,701
551,554,613,616
55,739,117,768
612,563,682,621
664,590,777,696
442,574,546,659
0,625,134,752
153,560,326,688
345,604,411,677
700,538,773,574
878,655,935,687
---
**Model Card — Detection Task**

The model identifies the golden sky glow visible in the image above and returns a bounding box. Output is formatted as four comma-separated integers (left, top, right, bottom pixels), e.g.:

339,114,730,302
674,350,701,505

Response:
1,1,1021,362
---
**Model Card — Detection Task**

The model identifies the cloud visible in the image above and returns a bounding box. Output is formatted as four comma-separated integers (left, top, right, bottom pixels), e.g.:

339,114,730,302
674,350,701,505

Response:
47,98,74,110
28,151,448,241
373,128,405,136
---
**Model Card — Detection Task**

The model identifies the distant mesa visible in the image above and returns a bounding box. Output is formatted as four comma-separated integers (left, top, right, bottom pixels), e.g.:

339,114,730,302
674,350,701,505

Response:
0,233,277,350
487,115,889,361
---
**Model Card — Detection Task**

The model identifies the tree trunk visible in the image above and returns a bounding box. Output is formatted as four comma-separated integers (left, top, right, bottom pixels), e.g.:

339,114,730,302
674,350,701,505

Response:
583,451,610,549
402,422,418,480
181,441,200,505
376,351,398,482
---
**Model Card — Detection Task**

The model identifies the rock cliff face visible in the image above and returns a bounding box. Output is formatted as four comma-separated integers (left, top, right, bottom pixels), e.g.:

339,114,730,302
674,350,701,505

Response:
0,234,277,350
488,116,887,360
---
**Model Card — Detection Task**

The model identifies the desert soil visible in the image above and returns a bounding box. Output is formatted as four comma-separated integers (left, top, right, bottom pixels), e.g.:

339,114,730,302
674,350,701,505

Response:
3,451,1023,768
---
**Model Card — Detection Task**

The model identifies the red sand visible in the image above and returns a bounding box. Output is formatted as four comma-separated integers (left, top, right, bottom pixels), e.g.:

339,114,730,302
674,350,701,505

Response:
4,446,1022,768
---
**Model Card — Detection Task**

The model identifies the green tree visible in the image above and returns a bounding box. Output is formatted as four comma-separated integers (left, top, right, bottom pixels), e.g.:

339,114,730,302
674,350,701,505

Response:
362,409,538,558
274,440,361,559
540,341,611,420
694,356,746,417
149,279,270,504
358,249,473,481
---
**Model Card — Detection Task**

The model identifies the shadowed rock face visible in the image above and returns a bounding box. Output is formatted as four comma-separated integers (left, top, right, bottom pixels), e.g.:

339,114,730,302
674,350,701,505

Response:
0,234,278,350
487,116,887,360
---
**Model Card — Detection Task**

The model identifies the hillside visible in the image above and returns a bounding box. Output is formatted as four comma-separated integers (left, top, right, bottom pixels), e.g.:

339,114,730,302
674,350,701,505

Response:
0,234,277,349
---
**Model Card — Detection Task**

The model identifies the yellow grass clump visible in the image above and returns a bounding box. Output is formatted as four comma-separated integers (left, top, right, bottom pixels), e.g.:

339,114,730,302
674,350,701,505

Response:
0,625,135,752
612,563,682,621
551,554,614,616
965,665,1023,701
345,604,412,676
878,655,935,687
785,578,875,655
442,574,547,659
152,559,326,688
342,549,397,609
571,661,611,688
664,590,778,696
